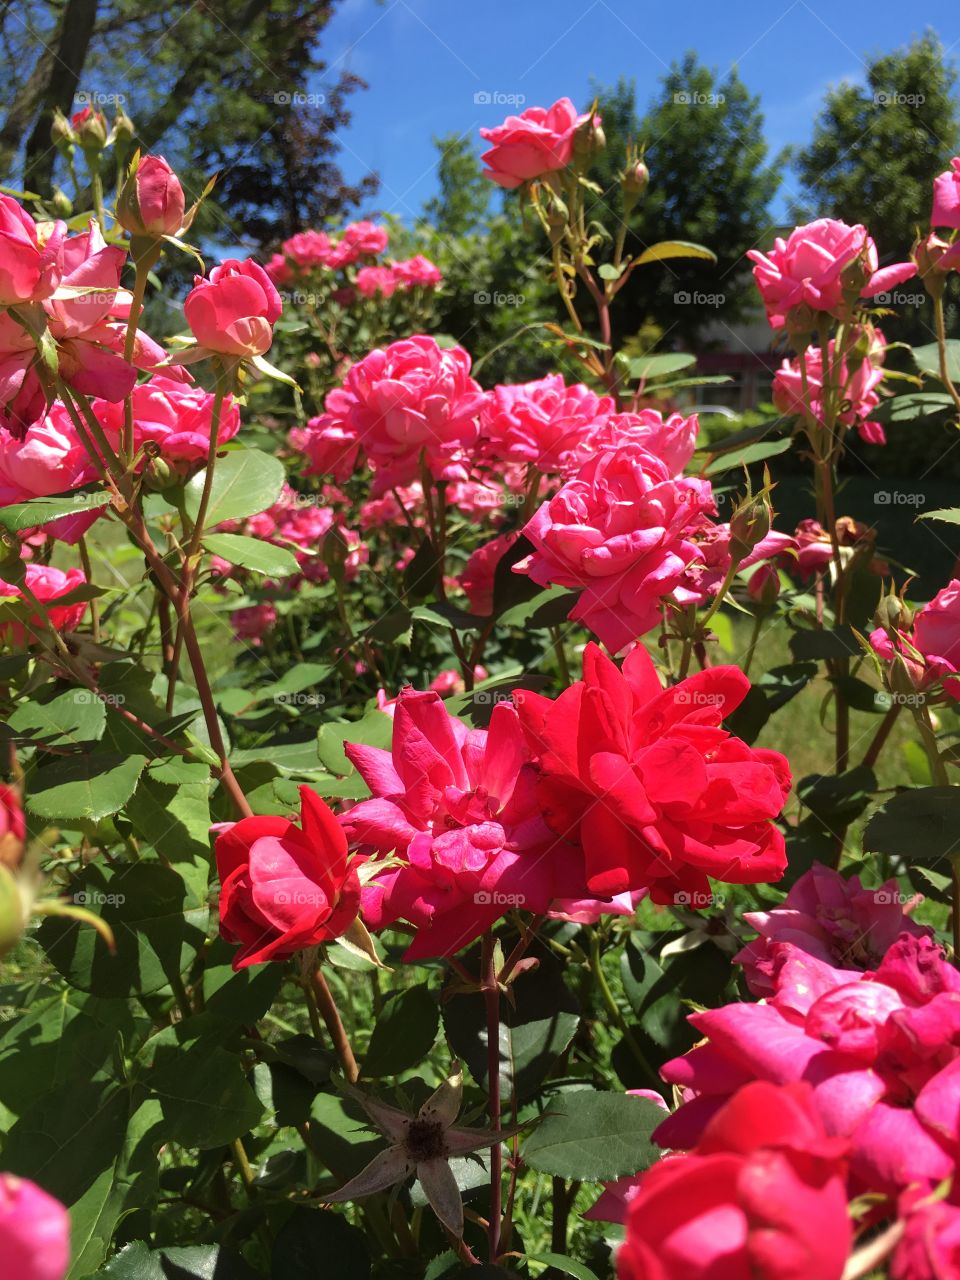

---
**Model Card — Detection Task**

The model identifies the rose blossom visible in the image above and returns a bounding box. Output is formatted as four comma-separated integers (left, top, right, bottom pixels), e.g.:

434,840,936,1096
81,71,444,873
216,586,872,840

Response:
516,642,790,902
0,785,25,869
870,578,960,700
673,520,796,608
93,376,241,462
588,409,700,476
340,689,587,959
355,266,398,299
479,374,613,474
215,786,361,969
341,220,389,256
654,931,960,1198
618,1082,851,1280
230,602,277,645
290,396,362,482
773,330,887,444
480,97,588,188
734,864,930,997
0,195,63,305
280,229,334,272
932,157,960,230
516,443,713,651
184,258,282,358
335,335,485,490
390,255,442,289
893,1191,960,1279
0,564,87,646
748,218,916,329
0,1173,70,1280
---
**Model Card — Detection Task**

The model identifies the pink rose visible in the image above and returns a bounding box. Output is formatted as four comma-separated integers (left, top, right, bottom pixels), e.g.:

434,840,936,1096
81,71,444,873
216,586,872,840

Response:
773,330,887,444
517,444,713,652
290,400,362,482
117,154,185,238
932,158,960,230
0,1174,70,1280
355,266,398,299
480,97,587,188
480,374,613,473
0,563,87,646
590,409,700,476
870,578,960,700
390,255,442,289
337,335,485,490
0,196,63,305
341,221,389,256
184,258,282,357
281,229,333,272
93,376,241,462
231,603,277,645
748,218,916,330
341,690,585,959
893,1193,960,1279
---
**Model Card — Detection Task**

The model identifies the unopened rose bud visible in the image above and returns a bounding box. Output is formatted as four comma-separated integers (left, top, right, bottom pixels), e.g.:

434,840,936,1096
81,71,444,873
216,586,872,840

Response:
912,232,960,293
73,106,108,152
117,154,185,238
323,525,350,581
50,188,73,219
729,491,772,564
114,110,135,145
874,591,913,635
50,109,75,152
747,563,780,607
144,456,175,490
0,786,24,873
572,112,605,165
889,653,922,697
623,160,649,197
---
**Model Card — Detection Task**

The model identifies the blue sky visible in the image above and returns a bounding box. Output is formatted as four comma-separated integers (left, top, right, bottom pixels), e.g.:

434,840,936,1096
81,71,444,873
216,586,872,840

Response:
315,0,957,223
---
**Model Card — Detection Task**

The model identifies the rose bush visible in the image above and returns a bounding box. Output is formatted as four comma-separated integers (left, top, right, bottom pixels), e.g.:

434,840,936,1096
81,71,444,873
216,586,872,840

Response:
0,99,958,1280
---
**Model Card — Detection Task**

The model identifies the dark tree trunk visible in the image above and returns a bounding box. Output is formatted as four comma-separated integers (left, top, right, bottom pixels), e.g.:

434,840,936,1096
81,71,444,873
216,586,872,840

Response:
23,0,100,195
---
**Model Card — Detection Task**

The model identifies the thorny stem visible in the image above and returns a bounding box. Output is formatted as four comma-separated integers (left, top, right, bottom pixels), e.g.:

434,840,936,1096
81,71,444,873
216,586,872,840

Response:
934,292,960,417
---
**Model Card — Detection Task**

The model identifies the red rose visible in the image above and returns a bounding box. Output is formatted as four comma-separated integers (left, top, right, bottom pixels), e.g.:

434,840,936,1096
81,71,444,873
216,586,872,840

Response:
516,642,790,900
215,786,360,969
618,1082,851,1280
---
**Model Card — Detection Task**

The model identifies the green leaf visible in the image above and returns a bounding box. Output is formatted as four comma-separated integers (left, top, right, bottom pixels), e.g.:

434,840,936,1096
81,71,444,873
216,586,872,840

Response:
597,262,624,281
98,1242,260,1278
27,752,147,821
203,531,299,577
864,787,960,864
634,239,717,266
145,1041,264,1149
0,488,111,534
789,627,861,661
628,352,696,380
317,707,393,776
183,447,285,525
912,339,960,383
522,1089,661,1181
8,688,106,748
724,662,817,745
37,862,209,999
404,535,441,600
498,585,577,630
704,436,793,474
527,1254,601,1280
797,766,877,827
920,508,960,525
125,764,213,884
271,1207,371,1280
362,984,439,1077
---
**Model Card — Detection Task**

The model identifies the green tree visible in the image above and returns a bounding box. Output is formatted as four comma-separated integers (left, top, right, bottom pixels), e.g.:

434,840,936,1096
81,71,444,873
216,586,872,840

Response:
588,56,780,348
791,33,959,258
0,1,377,243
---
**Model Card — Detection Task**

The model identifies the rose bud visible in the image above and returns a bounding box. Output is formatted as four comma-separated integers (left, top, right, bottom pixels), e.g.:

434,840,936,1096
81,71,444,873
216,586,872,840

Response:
623,159,649,197
49,109,75,152
72,106,107,152
117,155,185,239
0,1174,70,1280
184,258,282,359
0,785,25,871
747,563,780,607
729,490,772,564
214,785,361,970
